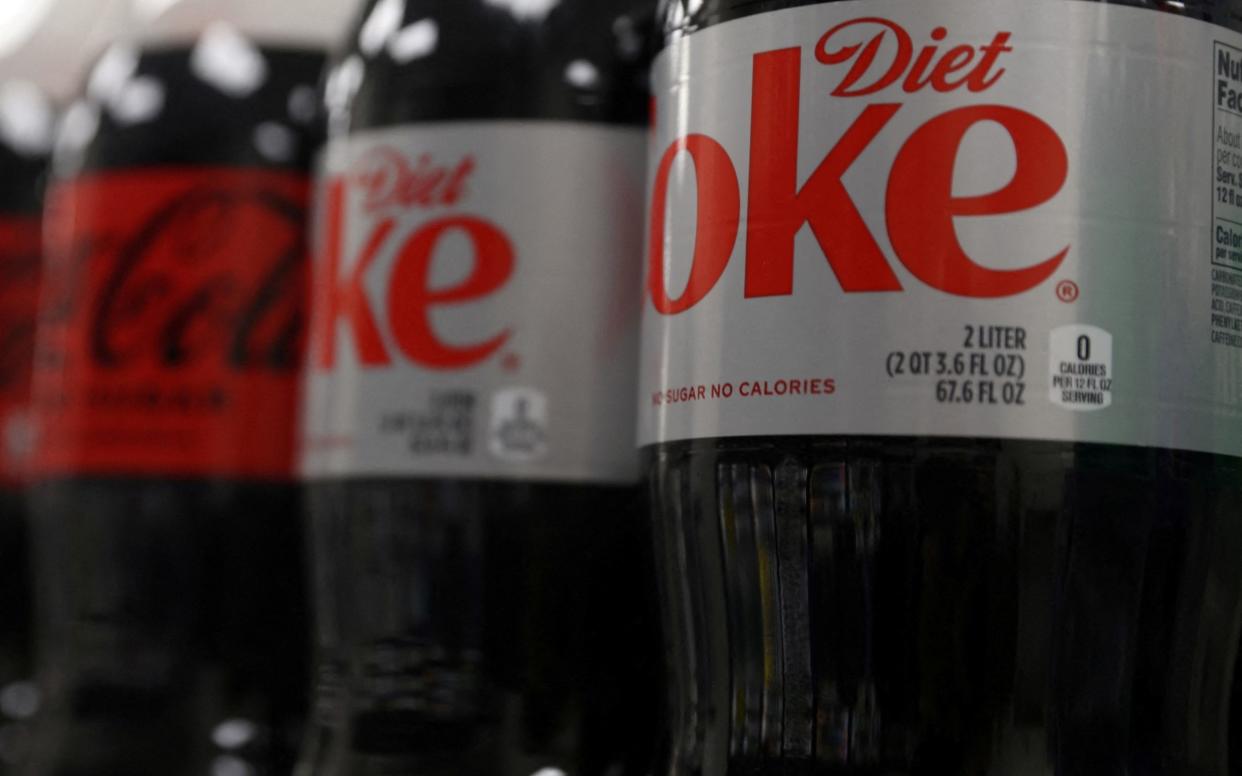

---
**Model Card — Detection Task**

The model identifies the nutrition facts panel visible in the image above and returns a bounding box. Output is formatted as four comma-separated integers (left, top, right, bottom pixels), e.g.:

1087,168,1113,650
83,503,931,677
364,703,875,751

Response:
1214,41,1242,269
1212,42,1242,347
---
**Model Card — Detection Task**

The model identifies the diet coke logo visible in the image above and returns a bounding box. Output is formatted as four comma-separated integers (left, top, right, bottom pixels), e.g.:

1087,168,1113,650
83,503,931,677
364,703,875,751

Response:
649,20,1069,314
816,18,1013,96
354,146,476,213
312,150,514,372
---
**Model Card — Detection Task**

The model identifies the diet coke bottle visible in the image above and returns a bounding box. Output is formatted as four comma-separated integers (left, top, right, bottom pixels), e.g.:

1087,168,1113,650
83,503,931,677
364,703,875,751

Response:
644,0,1242,773
301,0,659,773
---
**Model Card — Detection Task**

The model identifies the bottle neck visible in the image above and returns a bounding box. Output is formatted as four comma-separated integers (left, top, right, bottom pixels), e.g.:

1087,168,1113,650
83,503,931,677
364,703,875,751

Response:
336,0,652,132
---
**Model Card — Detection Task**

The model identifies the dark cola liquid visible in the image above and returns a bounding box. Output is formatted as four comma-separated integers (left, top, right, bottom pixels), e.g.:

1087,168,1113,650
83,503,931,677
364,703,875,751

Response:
24,45,325,776
0,249,40,771
306,2,658,775
0,482,34,772
308,481,657,775
649,1,1242,774
651,439,1242,775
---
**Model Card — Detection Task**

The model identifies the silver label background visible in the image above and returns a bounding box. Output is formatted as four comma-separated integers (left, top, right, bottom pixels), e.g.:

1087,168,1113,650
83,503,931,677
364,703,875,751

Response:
638,0,1242,456
304,123,646,483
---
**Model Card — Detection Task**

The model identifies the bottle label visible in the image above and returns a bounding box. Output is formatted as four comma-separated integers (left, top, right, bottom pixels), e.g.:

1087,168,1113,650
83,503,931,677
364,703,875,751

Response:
0,216,41,485
32,169,310,479
303,123,645,483
640,0,1242,456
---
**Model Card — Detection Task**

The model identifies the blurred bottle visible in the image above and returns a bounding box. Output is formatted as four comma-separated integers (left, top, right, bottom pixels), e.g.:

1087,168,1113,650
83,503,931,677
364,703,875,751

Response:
0,80,53,775
23,1,353,774
300,1,659,774
0,3,127,770
0,0,129,105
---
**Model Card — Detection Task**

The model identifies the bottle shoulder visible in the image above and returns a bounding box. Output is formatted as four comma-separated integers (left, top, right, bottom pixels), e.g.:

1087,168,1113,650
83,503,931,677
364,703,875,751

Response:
0,81,52,213
331,0,653,132
56,44,327,176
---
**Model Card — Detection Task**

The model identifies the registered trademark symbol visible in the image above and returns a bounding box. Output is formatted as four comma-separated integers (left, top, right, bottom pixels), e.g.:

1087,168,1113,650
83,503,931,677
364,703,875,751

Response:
502,353,522,372
1056,280,1080,303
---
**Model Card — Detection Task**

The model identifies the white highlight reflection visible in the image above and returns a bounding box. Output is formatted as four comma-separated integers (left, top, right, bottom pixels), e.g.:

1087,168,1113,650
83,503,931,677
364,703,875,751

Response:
486,0,559,21
191,23,268,98
110,76,164,125
565,59,600,89
388,19,438,62
288,85,318,124
325,55,365,118
253,122,296,163
211,755,254,776
211,718,258,750
359,0,403,56
613,16,643,60
0,683,39,720
88,44,139,103
56,101,100,160
0,81,53,155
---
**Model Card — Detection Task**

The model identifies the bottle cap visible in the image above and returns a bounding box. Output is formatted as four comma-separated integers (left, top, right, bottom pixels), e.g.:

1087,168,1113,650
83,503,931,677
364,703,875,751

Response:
133,0,363,50
0,0,129,101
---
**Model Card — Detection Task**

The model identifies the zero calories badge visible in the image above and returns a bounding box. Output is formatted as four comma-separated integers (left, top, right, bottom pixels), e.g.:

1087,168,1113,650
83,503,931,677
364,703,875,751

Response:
1049,325,1113,411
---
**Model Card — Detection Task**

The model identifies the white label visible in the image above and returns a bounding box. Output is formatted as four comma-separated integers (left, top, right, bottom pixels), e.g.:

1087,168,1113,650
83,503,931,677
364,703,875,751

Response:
304,122,646,483
638,0,1242,456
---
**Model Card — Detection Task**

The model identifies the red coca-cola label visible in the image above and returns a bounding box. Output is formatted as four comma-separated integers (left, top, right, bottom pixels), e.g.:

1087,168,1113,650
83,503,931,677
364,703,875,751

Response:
32,168,310,480
0,216,42,486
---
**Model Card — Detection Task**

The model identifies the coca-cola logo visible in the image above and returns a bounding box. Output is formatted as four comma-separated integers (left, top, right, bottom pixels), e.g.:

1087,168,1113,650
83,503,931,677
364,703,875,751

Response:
312,158,515,371
42,185,308,372
354,146,476,214
649,19,1069,314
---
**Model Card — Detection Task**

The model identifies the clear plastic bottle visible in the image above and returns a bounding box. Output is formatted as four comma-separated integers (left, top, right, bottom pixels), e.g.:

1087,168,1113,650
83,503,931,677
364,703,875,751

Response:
301,1,660,774
23,1,355,773
0,77,53,776
643,0,1242,773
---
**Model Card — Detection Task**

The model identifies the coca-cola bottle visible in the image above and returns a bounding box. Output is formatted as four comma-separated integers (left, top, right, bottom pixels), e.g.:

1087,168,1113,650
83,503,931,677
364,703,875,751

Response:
643,0,1242,773
300,1,658,773
0,79,53,773
23,2,354,774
